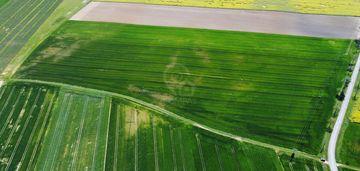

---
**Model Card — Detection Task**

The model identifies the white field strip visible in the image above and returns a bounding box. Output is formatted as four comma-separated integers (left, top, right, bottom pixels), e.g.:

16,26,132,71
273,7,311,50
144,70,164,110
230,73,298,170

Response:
71,2,360,39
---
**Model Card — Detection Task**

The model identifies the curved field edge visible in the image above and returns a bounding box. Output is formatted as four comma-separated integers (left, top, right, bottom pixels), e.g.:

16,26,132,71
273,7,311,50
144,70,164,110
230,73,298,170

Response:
14,20,356,154
0,80,330,170
96,0,360,16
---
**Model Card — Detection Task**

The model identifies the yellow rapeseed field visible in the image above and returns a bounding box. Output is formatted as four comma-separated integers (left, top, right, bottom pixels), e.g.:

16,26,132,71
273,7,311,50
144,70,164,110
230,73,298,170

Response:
97,0,360,16
351,101,360,123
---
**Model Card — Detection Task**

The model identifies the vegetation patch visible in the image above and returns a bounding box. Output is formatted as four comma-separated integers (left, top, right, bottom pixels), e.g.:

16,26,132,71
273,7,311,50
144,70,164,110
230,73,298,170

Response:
15,21,355,153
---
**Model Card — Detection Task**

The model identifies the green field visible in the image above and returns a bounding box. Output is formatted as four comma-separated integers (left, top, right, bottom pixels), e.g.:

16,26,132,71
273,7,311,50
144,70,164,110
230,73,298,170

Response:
0,0,8,7
14,21,356,153
0,0,62,74
339,123,360,168
1,81,321,170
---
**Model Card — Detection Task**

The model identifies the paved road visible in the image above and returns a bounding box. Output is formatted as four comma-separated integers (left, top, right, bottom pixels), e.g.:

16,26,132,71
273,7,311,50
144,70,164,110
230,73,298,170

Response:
328,47,360,171
71,2,360,39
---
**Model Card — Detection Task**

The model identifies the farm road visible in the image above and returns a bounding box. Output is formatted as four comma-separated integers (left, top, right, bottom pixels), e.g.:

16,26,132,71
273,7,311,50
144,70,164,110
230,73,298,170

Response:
328,49,360,171
71,2,360,39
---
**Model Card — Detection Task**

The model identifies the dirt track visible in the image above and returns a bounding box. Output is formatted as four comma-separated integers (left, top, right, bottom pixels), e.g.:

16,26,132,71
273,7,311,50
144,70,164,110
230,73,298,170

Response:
71,2,360,39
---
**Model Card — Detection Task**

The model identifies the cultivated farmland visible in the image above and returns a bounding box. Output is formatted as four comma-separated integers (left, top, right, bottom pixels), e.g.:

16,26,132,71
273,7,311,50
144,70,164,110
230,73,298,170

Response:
0,81,311,170
15,21,357,154
0,82,58,170
0,0,62,74
97,0,360,16
279,154,328,171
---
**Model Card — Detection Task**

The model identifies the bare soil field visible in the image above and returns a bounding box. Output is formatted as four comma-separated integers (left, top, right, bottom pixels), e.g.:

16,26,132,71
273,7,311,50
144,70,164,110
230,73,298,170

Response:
71,2,360,39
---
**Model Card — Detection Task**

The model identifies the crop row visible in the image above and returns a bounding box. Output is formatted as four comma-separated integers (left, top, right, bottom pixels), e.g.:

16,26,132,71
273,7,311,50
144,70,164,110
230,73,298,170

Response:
0,0,61,73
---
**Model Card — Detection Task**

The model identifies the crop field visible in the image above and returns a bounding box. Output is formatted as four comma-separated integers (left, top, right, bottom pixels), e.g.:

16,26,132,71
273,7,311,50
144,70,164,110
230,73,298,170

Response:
14,21,356,154
0,82,58,170
97,0,360,16
106,99,283,170
33,89,110,171
0,0,62,74
0,81,313,170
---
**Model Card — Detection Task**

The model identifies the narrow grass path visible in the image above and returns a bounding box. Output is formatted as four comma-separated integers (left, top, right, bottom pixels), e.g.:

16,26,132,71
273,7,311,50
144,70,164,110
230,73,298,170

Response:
9,78,323,163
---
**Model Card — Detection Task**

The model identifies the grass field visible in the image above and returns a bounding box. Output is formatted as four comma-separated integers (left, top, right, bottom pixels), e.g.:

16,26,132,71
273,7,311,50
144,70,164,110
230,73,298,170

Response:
0,0,62,74
97,0,360,16
14,21,356,153
339,123,360,168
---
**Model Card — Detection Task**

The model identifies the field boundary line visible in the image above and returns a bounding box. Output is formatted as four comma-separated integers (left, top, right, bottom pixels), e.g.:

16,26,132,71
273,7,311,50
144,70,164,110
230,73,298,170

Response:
9,78,322,161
